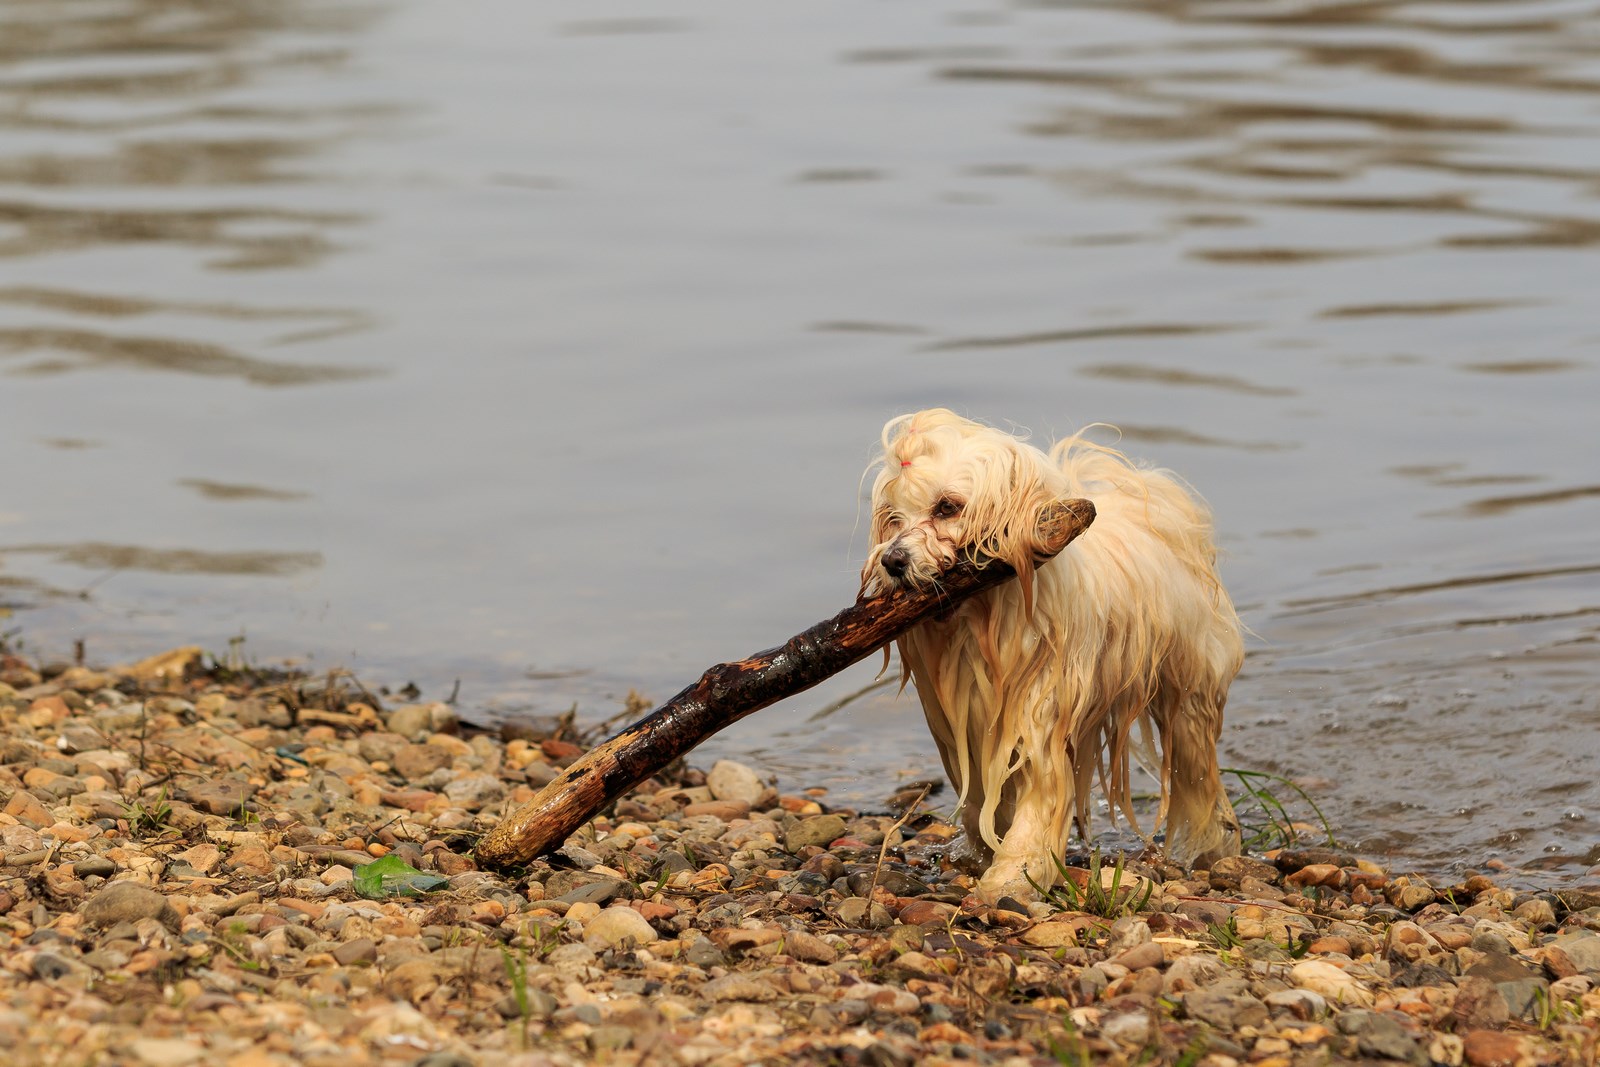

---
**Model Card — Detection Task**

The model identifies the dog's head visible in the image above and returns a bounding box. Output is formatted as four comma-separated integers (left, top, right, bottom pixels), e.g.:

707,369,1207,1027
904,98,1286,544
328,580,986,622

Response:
862,409,1057,610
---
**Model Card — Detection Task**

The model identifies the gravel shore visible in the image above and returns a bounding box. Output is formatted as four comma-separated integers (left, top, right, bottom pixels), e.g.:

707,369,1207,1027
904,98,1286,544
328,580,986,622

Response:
2,646,1598,1066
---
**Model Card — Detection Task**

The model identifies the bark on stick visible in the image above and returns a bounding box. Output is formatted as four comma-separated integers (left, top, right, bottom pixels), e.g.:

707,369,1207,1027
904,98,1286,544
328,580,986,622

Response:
475,498,1095,869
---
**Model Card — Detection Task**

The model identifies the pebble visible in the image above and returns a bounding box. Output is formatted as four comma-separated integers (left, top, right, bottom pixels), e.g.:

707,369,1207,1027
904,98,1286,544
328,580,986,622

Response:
80,881,179,929
0,644,1593,1067
128,1038,205,1067
1020,920,1078,948
385,702,458,739
1338,1009,1422,1062
582,905,657,948
706,759,765,804
786,813,847,851
1291,958,1376,1007
1463,1029,1531,1067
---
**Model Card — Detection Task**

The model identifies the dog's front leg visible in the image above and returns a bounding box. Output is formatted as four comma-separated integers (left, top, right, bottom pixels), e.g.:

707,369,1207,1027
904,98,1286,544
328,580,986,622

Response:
976,794,1058,904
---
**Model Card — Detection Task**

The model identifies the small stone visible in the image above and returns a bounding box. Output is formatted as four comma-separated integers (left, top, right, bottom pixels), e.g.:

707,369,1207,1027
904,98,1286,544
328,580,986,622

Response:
1290,959,1374,1007
332,938,378,966
682,799,750,821
1208,855,1278,891
709,926,783,956
552,878,624,907
546,942,597,973
386,702,457,739
786,814,847,851
124,646,202,684
782,929,839,964
864,986,920,1015
896,899,956,926
565,901,601,924
224,846,274,877
73,855,117,879
55,722,108,755
1392,883,1437,912
3,789,53,828
588,1026,635,1053
413,1054,475,1067
182,780,254,817
836,897,893,928
918,1022,972,1045
1451,976,1511,1031
384,958,443,1003
1285,863,1346,888
1462,1029,1529,1067
889,950,955,979
1512,897,1556,927
1020,920,1078,948
31,952,79,981
81,882,179,929
685,939,726,969
1110,941,1164,971
706,760,765,804
441,773,504,809
128,1038,205,1067
583,905,658,948
172,844,221,875
1550,974,1593,1000
1264,988,1326,1019
1309,935,1352,956
1466,951,1547,1020
1165,953,1226,993
1550,929,1600,976
1101,1011,1153,1047
1337,1009,1421,1062
393,744,453,780
1184,977,1268,1028
1429,1034,1465,1067
1106,915,1152,953
701,974,779,1002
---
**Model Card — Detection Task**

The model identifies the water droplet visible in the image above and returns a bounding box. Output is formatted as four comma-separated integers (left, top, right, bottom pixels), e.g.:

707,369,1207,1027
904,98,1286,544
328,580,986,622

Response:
1563,808,1586,821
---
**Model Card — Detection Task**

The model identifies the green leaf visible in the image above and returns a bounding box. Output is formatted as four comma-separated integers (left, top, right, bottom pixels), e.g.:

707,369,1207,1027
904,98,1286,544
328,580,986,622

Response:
353,853,450,899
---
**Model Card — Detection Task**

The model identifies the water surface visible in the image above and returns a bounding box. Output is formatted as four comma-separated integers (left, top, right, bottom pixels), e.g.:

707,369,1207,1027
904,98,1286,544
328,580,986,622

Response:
4,0,1598,883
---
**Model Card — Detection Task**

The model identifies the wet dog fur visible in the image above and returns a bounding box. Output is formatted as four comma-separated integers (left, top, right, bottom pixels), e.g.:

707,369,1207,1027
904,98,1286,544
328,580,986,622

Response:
861,408,1244,901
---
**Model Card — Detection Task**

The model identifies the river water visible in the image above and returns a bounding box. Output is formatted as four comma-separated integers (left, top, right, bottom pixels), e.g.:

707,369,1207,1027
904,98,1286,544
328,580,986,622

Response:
3,0,1597,884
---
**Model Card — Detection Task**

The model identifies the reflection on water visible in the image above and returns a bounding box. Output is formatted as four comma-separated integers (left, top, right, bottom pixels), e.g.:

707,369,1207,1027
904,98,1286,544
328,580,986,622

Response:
0,325,375,383
924,321,1247,351
3,0,1598,883
176,479,311,502
7,543,321,577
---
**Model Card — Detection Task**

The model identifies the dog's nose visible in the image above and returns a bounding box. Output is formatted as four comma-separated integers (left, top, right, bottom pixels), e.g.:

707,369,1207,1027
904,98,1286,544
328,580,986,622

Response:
881,545,910,579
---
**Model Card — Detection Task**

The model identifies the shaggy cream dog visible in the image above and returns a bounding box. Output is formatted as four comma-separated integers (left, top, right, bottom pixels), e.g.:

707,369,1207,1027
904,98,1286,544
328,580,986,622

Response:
862,408,1244,901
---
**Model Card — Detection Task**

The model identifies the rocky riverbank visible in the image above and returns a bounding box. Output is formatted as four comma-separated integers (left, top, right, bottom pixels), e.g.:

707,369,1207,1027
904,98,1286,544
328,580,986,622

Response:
2,646,1599,1066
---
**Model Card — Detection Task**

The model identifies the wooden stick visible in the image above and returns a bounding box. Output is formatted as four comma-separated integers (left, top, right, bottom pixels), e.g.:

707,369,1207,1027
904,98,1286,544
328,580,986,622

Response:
475,498,1095,869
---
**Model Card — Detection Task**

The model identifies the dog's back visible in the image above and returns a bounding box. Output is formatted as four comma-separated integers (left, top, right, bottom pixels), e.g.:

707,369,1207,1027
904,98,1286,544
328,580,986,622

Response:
1044,431,1244,861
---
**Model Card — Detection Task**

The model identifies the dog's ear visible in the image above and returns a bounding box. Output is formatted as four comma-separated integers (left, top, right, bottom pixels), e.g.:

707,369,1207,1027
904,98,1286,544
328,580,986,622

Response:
858,502,898,594
964,441,1057,616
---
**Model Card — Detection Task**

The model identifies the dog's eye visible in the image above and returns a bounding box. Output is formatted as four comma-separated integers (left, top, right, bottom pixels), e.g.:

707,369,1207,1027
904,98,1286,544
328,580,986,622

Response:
931,497,963,520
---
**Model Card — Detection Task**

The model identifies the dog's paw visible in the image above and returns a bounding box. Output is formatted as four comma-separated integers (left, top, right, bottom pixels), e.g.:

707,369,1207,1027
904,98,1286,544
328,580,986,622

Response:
976,862,1042,906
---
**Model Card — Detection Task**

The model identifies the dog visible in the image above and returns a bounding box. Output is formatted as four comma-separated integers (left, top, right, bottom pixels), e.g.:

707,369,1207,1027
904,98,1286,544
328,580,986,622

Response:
861,408,1244,901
